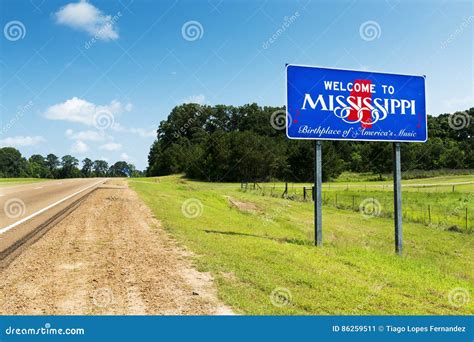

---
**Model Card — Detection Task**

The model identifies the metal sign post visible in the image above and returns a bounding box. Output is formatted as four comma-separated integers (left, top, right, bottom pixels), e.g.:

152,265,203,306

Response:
393,143,402,254
314,141,322,246
286,65,426,254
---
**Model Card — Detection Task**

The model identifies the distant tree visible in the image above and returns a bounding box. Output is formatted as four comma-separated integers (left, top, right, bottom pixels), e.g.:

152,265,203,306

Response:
29,154,45,165
361,143,392,180
28,154,52,178
93,160,109,177
81,158,93,177
45,153,60,177
0,147,30,177
148,104,474,182
59,155,80,178
108,161,130,177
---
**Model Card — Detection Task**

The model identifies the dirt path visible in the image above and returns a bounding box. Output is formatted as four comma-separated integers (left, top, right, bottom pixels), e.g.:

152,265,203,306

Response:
0,179,233,315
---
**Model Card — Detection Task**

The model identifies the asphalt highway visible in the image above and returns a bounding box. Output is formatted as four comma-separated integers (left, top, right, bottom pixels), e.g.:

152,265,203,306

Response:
0,178,107,259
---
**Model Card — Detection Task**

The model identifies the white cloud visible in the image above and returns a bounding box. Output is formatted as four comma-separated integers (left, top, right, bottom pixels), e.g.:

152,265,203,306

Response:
43,97,129,126
65,129,108,141
99,142,122,151
71,140,89,153
111,123,155,138
0,136,45,147
442,95,472,113
120,152,130,160
181,94,206,105
55,0,120,41
129,127,155,137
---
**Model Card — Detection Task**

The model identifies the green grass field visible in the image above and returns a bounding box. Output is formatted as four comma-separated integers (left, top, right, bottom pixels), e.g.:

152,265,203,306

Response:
241,173,474,232
0,178,50,186
130,175,474,315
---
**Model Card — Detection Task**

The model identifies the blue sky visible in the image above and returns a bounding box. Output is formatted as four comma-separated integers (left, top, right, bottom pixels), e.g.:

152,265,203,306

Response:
0,0,472,169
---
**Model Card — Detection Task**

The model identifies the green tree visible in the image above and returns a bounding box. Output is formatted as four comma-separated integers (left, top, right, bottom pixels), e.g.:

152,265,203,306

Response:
59,155,80,178
145,104,473,182
0,147,30,177
45,154,60,177
93,160,109,177
108,161,130,177
28,154,52,178
81,158,93,177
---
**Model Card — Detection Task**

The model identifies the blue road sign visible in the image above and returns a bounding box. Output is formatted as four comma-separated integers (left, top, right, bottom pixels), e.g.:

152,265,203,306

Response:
286,65,427,142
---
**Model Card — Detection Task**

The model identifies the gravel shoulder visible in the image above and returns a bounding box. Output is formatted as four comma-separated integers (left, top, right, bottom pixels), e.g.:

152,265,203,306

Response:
0,179,233,315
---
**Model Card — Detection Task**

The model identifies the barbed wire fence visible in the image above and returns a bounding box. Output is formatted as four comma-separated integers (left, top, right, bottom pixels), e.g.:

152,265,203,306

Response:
240,182,473,233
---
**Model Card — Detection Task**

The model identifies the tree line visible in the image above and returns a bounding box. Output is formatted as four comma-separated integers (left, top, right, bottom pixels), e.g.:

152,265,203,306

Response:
147,104,473,182
0,148,143,178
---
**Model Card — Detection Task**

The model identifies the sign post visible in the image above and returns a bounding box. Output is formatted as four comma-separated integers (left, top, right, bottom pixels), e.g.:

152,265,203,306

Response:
314,141,322,246
286,64,427,253
393,143,402,254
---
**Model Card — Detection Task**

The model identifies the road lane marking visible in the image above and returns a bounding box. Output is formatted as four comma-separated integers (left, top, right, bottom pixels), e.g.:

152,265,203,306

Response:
0,179,107,235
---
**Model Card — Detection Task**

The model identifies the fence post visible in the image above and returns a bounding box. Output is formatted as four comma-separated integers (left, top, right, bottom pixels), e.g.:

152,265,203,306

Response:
282,182,288,198
428,205,431,224
466,208,468,231
303,187,306,201
352,196,355,211
335,193,338,207
452,185,455,192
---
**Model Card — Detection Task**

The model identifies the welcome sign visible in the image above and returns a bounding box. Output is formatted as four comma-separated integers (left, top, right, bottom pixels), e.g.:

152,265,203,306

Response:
286,65,427,142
